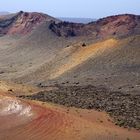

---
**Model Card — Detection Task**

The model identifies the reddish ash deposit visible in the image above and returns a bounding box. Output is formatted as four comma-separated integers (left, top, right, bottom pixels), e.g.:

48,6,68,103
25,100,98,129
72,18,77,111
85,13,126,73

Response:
0,93,140,140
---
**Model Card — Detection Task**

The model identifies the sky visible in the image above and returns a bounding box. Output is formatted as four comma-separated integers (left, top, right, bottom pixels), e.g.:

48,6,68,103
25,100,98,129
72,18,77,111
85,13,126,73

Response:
0,0,140,18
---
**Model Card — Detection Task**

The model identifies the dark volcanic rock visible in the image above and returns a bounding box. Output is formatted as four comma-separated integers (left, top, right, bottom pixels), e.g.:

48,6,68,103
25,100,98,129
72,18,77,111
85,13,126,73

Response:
19,85,140,130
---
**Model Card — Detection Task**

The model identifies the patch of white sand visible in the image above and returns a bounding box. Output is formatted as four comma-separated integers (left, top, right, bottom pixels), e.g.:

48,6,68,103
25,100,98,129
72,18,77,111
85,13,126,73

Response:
0,96,32,117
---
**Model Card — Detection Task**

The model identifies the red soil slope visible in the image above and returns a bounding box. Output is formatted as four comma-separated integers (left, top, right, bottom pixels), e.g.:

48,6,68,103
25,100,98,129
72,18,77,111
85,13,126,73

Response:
0,93,140,140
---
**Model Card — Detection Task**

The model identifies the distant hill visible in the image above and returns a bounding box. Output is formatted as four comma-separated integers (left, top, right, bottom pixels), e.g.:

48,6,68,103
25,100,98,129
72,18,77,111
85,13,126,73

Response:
0,11,10,15
58,17,96,23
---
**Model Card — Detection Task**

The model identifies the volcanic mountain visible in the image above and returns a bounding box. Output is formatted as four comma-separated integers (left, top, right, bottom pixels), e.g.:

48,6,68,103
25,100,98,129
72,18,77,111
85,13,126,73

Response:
0,12,140,38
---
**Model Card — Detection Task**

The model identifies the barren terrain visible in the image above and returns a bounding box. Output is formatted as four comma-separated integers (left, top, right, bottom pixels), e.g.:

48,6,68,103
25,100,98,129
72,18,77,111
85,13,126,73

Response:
0,12,140,139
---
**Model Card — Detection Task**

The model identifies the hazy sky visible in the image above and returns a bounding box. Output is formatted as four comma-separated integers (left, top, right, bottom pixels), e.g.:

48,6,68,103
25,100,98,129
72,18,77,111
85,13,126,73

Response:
1,0,140,18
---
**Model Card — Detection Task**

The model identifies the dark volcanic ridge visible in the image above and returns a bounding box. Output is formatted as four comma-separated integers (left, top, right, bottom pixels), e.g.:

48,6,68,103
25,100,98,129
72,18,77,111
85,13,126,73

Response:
19,85,140,130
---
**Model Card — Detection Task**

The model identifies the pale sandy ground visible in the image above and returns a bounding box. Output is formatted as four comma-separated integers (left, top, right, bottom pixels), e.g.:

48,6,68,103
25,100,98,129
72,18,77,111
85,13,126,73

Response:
0,90,140,140
0,80,40,96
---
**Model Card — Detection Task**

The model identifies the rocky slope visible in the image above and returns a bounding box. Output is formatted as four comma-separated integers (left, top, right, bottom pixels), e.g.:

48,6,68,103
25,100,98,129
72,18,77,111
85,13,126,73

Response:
0,12,140,88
